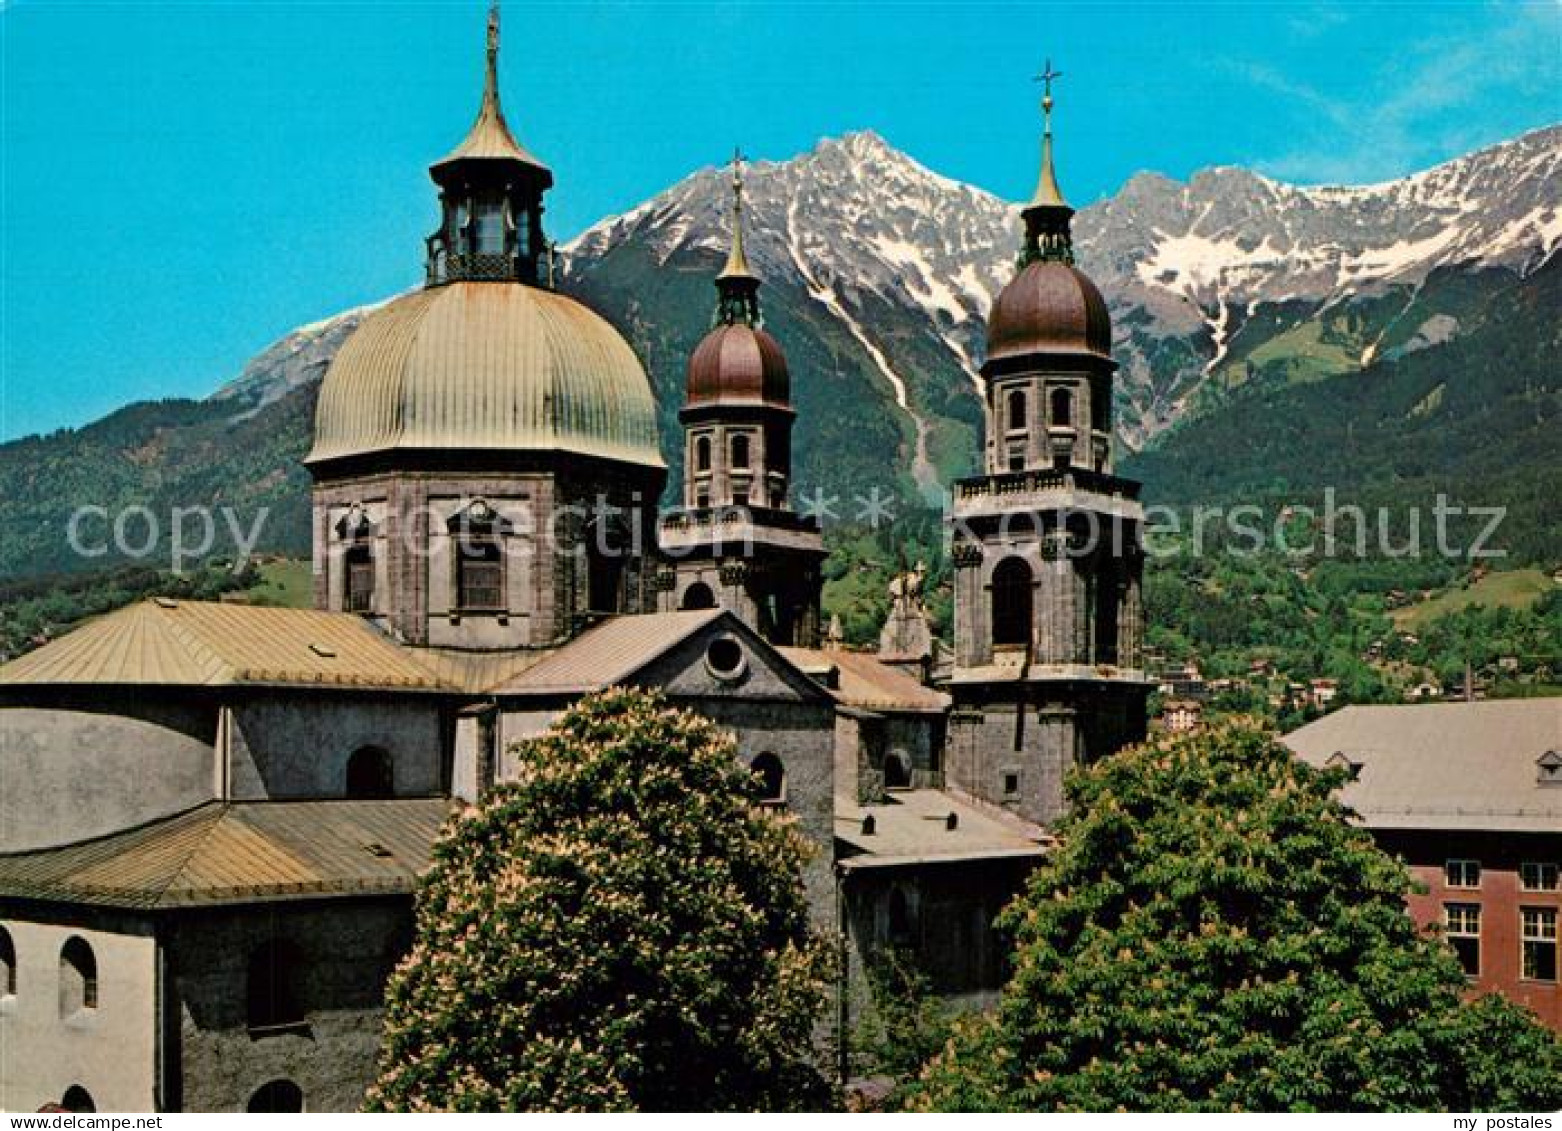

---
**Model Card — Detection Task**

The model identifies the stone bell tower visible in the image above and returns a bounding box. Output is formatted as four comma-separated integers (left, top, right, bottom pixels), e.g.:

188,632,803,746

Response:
657,152,825,646
945,65,1150,825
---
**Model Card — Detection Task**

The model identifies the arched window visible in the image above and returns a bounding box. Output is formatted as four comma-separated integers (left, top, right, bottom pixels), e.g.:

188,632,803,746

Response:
750,753,786,804
1007,388,1027,431
1050,387,1073,427
585,518,627,614
61,1087,95,1114
58,937,96,1017
346,746,394,799
990,556,1033,648
0,926,14,997
730,434,751,470
248,1080,304,1113
884,751,912,790
1094,570,1121,665
694,435,712,473
247,940,304,1032
681,582,716,611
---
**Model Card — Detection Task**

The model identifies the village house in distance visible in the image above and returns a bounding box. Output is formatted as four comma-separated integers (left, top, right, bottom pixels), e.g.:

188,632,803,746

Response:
0,10,1150,1112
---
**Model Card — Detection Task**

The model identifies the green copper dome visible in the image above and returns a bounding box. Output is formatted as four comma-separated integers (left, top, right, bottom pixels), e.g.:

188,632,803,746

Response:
306,282,664,470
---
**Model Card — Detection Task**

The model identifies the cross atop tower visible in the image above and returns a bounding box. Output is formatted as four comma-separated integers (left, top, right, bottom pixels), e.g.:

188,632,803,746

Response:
1034,59,1063,122
487,1,500,61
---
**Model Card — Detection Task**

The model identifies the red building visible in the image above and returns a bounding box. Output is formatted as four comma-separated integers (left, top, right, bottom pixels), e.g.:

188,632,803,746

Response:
1287,698,1561,1030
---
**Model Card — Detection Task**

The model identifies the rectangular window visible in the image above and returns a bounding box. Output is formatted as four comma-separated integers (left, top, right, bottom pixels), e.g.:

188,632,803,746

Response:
1444,903,1480,977
1520,862,1559,892
458,541,504,611
1445,859,1481,889
474,202,505,255
1521,908,1558,982
1002,771,1020,797
345,545,374,613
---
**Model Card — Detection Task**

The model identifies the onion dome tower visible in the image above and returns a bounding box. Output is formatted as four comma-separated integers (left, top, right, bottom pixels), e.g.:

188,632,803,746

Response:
945,64,1149,825
657,151,824,647
305,3,666,652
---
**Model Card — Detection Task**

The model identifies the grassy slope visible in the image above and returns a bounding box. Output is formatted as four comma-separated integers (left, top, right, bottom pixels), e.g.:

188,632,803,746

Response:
1391,568,1555,629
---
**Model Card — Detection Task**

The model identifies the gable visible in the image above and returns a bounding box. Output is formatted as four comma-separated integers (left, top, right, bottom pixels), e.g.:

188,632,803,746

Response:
631,616,836,706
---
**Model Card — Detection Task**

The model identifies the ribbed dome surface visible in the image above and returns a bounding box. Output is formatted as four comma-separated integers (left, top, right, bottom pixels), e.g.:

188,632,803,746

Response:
308,283,663,468
685,324,791,408
985,261,1113,366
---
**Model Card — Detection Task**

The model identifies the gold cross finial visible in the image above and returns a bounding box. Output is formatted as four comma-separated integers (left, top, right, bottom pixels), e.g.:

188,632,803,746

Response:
1034,58,1063,122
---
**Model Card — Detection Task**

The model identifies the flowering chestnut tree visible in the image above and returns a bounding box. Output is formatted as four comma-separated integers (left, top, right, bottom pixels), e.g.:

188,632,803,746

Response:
367,688,835,1111
908,721,1562,1112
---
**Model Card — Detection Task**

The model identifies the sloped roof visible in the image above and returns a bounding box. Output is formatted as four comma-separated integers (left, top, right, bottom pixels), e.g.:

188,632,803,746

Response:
779,647,948,714
835,788,1050,867
410,646,549,695
0,600,448,692
0,799,452,909
491,609,728,695
1284,698,1562,833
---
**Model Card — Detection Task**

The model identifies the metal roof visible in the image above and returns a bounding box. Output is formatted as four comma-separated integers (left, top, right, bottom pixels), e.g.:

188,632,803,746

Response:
779,647,948,714
836,788,1050,868
306,282,664,470
0,799,452,909
493,609,728,695
1284,698,1562,833
0,600,449,692
410,646,550,695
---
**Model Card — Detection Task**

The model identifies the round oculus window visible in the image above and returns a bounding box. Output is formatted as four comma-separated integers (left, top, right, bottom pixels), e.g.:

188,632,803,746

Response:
705,635,747,681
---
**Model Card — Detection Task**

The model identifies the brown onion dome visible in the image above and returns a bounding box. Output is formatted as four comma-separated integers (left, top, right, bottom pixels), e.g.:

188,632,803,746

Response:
685,323,791,409
985,260,1113,367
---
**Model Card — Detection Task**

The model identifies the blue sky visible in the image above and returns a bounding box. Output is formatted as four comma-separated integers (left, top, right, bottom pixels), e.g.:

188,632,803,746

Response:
2,1,1557,440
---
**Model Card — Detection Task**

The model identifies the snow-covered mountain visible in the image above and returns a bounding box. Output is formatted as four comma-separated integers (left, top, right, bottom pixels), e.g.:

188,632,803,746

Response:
565,125,1561,450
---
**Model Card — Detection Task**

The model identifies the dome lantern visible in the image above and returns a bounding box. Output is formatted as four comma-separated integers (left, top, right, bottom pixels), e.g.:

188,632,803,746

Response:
425,3,554,287
1019,60,1075,269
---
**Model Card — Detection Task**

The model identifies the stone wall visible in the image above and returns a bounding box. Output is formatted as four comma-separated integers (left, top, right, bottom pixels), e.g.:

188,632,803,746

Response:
226,692,445,800
167,899,412,1113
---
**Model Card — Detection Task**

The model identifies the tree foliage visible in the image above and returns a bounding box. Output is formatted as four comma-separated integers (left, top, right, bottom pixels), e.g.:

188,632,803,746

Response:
368,688,836,1112
908,721,1562,1112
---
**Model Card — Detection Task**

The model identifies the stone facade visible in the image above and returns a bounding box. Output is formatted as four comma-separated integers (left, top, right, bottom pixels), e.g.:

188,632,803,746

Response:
167,900,412,1113
311,454,665,651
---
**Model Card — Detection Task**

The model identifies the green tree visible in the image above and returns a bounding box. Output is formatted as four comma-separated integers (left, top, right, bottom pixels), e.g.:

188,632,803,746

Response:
367,688,836,1112
907,721,1562,1112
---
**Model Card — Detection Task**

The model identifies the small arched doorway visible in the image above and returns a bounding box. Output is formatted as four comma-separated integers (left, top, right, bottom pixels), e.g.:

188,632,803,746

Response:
680,582,717,611
61,1087,95,1114
248,1080,304,1113
345,746,394,799
884,751,912,790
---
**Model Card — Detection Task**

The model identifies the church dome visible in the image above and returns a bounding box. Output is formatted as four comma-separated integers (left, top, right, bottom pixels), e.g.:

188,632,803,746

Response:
307,282,664,469
984,260,1113,369
685,323,791,409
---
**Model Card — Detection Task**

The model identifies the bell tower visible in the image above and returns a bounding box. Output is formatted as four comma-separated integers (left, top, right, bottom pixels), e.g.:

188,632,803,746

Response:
946,65,1150,825
657,151,825,646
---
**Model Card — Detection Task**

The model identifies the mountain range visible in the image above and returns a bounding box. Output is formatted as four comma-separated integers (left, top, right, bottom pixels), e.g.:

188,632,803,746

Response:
2,125,1558,578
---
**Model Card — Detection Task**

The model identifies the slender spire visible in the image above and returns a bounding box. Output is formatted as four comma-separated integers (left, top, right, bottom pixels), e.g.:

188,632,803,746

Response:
715,147,762,327
1019,59,1076,267
432,1,551,176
